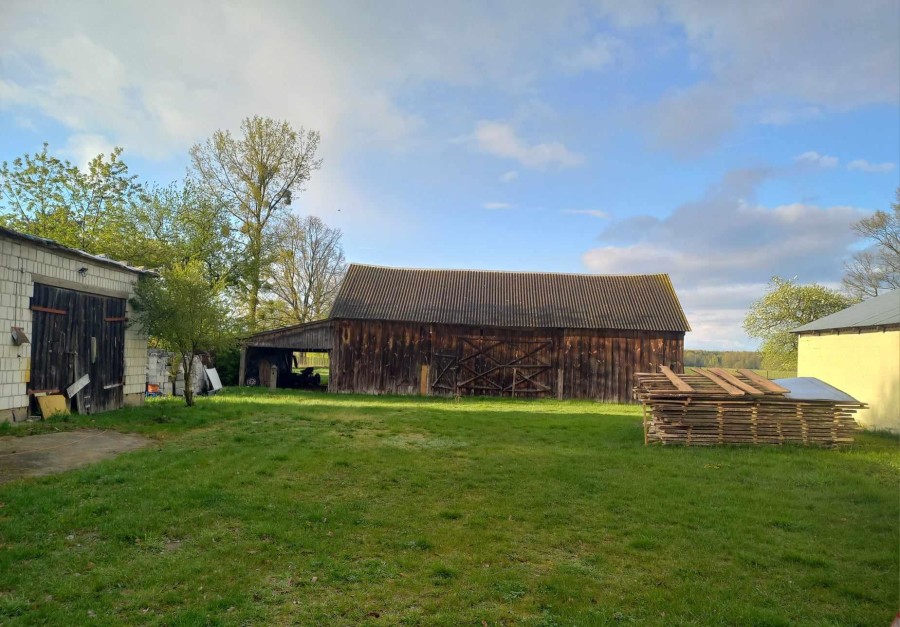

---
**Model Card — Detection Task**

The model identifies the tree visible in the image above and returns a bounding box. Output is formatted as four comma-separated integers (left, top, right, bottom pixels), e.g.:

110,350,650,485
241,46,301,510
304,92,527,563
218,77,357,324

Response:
843,188,900,298
130,181,239,283
744,277,857,371
0,143,145,259
259,215,346,328
131,261,236,406
189,117,322,329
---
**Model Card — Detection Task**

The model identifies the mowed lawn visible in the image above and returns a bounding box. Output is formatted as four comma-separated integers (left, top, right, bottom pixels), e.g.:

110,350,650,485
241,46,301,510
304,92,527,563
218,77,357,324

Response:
0,390,897,626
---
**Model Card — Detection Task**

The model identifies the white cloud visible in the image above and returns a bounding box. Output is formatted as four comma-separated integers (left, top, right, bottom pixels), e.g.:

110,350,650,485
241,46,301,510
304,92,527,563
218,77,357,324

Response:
847,159,895,173
559,34,622,73
563,209,609,218
60,133,116,168
482,201,514,210
499,170,519,183
473,121,583,169
581,167,868,348
635,0,899,151
794,151,839,169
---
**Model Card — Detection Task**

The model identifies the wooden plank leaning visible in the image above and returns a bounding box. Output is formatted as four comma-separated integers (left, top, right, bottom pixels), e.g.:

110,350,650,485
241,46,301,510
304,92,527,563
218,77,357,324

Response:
693,368,745,396
659,365,693,392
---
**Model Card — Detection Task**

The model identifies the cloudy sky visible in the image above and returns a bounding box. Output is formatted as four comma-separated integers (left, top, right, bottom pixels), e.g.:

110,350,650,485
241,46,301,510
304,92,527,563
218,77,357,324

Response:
2,1,898,349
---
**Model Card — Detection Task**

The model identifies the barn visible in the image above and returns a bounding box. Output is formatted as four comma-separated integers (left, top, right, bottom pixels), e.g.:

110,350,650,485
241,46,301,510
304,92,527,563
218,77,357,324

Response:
241,264,690,402
794,290,899,432
0,227,152,422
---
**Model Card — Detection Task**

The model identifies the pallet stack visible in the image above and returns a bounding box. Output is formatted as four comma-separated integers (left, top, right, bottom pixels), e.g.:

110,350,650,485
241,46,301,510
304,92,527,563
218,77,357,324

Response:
634,367,865,447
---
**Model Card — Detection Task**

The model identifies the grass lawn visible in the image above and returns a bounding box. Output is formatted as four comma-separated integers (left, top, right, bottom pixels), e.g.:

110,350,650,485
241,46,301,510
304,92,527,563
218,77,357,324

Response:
0,389,897,626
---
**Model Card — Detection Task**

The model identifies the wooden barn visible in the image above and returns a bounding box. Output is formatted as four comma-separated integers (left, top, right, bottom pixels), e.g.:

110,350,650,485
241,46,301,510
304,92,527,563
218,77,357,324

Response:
242,264,690,402
0,227,152,422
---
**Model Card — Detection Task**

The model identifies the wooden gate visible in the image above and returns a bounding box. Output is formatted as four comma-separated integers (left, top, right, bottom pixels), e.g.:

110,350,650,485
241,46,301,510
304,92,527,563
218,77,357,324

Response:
431,336,553,397
29,283,127,414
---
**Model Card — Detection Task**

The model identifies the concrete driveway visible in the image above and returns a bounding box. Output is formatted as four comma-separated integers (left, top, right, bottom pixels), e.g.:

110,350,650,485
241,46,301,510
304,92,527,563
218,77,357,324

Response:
0,430,150,483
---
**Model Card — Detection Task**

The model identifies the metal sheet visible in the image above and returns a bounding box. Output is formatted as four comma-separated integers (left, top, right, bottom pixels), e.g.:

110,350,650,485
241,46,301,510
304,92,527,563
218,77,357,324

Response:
772,377,859,402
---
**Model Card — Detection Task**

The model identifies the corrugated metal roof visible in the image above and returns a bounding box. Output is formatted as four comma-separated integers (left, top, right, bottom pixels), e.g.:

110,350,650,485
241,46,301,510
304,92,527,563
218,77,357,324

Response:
245,319,332,349
329,264,691,332
0,226,156,275
793,290,900,333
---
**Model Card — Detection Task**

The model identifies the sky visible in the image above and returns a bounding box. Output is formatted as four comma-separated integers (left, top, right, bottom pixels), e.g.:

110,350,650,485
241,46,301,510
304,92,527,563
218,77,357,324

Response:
1,0,898,349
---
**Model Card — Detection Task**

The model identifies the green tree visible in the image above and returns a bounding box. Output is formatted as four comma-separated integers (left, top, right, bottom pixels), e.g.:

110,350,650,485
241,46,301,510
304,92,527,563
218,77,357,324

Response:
843,187,900,298
188,116,322,329
130,181,239,283
743,277,857,371
0,143,145,259
131,261,237,406
258,214,346,328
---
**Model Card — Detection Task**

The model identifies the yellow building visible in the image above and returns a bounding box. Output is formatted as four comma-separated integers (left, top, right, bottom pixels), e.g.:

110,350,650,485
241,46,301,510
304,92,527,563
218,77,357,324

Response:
794,291,900,432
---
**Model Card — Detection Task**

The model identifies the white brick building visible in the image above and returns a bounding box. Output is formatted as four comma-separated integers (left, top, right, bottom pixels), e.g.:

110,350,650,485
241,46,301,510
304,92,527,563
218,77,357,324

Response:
0,227,151,422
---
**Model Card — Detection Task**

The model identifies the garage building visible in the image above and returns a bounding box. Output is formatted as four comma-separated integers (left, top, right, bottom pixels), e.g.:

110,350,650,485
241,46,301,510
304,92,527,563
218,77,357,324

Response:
0,227,151,422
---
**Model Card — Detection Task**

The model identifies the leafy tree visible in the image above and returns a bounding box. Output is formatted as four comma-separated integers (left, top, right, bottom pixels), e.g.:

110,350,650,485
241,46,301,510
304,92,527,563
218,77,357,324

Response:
744,277,857,371
189,116,322,329
131,261,237,406
843,188,900,298
0,143,145,259
258,214,346,328
130,181,239,283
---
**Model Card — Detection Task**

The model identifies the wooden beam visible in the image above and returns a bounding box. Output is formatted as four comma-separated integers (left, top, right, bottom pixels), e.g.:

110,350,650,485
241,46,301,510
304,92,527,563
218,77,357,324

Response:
659,365,693,392
31,305,66,315
709,368,764,395
238,345,247,386
738,369,791,394
693,368,745,396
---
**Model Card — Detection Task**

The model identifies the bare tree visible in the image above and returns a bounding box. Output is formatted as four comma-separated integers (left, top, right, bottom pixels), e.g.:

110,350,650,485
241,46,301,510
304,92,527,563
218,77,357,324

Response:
843,188,900,298
189,116,322,329
260,215,346,327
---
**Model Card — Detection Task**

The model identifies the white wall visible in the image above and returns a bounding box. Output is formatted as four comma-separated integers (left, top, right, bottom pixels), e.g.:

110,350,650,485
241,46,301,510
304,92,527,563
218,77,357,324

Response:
0,234,148,422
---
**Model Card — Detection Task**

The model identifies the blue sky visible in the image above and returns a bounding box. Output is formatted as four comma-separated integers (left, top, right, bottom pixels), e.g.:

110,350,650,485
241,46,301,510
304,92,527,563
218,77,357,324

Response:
2,1,898,349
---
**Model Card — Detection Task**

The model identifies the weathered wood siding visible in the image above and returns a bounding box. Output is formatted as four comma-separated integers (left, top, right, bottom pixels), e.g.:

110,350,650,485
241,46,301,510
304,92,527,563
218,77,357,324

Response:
329,319,683,402
29,283,126,413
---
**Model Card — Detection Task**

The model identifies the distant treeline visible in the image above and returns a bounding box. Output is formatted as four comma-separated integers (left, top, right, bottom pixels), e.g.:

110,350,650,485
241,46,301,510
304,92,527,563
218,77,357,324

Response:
684,350,762,369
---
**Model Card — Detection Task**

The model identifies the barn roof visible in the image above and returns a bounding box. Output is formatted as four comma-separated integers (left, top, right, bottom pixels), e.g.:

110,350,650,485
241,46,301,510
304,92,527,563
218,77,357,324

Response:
329,264,691,332
793,290,900,333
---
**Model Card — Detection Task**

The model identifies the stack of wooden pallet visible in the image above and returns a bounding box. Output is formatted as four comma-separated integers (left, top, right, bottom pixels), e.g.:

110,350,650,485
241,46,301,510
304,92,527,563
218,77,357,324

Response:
634,367,865,447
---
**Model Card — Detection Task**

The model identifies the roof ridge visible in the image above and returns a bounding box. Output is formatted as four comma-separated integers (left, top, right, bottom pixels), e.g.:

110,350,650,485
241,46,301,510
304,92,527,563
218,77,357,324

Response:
346,262,671,279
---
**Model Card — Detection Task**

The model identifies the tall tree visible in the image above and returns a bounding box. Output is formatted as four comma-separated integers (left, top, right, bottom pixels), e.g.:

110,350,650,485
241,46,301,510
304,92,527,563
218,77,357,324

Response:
744,277,857,371
130,181,239,283
259,215,346,328
842,188,900,298
131,261,236,406
0,143,144,259
188,117,322,329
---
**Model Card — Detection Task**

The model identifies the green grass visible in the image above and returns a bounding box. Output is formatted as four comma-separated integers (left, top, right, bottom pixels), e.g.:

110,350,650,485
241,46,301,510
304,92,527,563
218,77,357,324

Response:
1,389,897,625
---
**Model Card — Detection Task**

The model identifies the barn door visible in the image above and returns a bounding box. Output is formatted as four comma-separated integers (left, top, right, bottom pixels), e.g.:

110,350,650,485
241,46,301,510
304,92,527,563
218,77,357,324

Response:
30,284,126,414
430,336,552,397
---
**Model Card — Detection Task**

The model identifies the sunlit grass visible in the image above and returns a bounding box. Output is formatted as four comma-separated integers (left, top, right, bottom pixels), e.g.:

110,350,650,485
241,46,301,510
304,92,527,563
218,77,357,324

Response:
0,389,897,625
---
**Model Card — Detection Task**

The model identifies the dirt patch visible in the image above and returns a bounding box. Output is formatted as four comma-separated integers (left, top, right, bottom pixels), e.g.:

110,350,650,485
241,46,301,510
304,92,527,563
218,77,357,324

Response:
0,430,150,483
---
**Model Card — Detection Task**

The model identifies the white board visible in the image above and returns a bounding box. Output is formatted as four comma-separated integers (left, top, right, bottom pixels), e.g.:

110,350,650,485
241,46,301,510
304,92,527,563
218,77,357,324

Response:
205,368,223,392
66,374,90,398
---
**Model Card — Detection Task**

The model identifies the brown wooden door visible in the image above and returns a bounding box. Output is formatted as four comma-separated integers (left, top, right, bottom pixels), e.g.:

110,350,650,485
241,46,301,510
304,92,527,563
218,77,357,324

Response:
432,335,553,397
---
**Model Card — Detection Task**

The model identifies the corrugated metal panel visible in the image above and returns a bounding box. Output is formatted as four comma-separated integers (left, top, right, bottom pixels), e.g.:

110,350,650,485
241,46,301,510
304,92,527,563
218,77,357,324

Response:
793,290,900,333
329,265,691,332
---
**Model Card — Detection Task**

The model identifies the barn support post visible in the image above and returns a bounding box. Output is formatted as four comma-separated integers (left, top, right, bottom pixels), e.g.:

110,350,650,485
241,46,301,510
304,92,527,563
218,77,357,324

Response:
238,345,247,386
420,364,430,396
557,368,564,400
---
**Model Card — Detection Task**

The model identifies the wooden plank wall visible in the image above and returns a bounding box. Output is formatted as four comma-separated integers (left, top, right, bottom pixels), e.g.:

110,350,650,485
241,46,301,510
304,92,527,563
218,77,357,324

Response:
329,319,684,402
30,283,126,413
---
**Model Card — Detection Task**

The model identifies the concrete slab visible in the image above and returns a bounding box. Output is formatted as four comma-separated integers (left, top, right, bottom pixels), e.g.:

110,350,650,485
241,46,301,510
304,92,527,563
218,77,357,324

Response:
0,430,150,483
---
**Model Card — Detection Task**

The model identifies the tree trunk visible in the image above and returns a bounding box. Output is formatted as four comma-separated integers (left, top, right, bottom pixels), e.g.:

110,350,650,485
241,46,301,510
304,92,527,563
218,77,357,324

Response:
183,353,195,407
